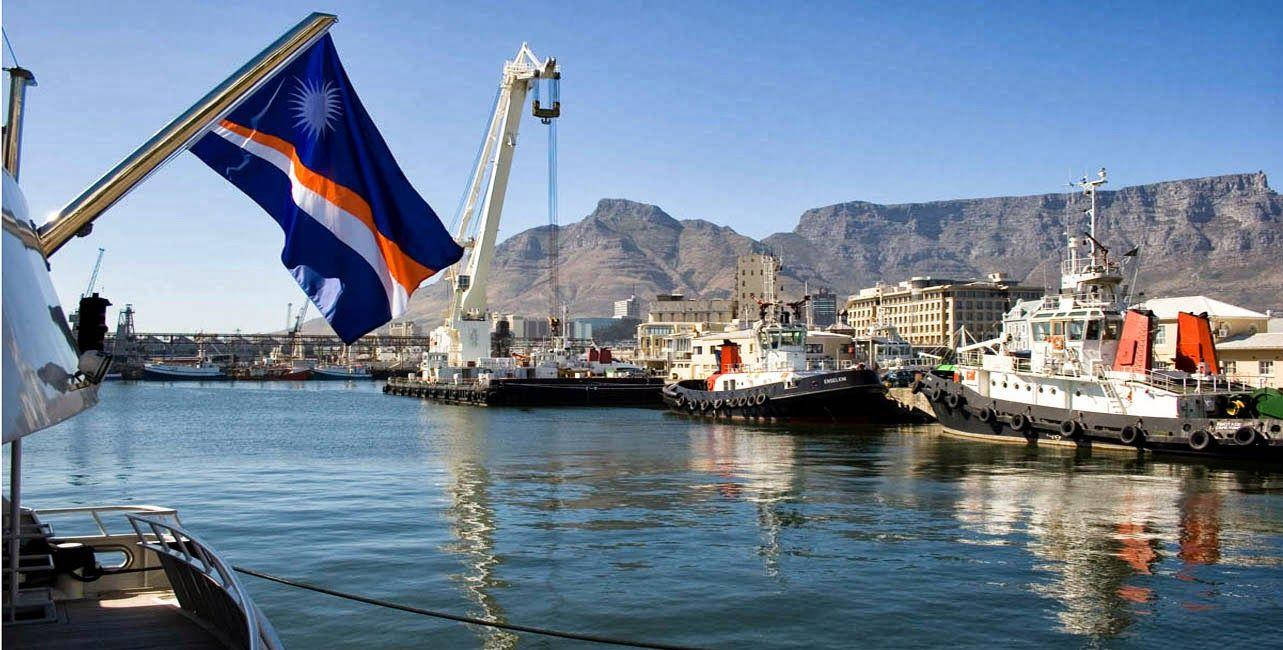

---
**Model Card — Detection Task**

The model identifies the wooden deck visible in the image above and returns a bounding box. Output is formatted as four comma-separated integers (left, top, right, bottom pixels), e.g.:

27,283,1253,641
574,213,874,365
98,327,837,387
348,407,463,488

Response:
3,590,227,649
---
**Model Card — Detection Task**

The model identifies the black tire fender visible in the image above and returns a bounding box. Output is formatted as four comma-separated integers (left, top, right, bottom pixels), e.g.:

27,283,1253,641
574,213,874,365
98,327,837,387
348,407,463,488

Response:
1119,425,1146,447
910,380,922,395
1188,429,1214,452
945,392,962,410
1059,419,1082,439
754,392,768,406
1010,413,1029,432
1233,426,1259,446
929,386,944,402
977,407,995,423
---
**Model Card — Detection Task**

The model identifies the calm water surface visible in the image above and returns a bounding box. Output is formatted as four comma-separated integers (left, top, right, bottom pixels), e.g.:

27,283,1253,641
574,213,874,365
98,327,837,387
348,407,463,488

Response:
9,382,1283,648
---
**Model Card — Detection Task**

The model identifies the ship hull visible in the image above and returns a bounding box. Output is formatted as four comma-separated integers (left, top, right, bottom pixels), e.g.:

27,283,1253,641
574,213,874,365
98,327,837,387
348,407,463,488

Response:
384,377,664,406
141,364,225,381
919,374,1282,460
662,368,908,422
311,368,371,380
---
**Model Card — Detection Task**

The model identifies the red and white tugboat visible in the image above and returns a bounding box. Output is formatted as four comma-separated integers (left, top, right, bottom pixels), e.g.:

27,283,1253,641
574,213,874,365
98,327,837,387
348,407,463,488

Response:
662,291,898,422
918,169,1282,458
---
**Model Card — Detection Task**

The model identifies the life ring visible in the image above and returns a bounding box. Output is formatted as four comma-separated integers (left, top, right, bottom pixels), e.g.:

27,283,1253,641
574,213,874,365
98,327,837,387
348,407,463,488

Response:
754,392,768,406
1119,425,1146,447
1009,413,1030,432
1059,420,1082,439
1233,426,1259,446
977,407,996,423
945,392,962,410
1188,429,1214,452
1050,335,1065,350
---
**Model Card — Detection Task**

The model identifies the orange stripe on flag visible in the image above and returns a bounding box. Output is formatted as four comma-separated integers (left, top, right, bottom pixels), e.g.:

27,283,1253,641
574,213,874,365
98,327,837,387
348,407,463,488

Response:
219,119,436,291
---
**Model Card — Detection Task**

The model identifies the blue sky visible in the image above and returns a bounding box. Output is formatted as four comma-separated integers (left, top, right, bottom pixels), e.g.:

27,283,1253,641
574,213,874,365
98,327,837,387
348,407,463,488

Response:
5,0,1280,332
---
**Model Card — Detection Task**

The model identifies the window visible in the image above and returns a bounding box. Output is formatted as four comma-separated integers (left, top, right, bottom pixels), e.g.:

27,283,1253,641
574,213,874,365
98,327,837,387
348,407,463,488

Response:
1262,360,1275,375
1068,321,1085,341
1221,361,1236,374
1102,320,1120,341
1085,320,1101,340
1155,326,1167,345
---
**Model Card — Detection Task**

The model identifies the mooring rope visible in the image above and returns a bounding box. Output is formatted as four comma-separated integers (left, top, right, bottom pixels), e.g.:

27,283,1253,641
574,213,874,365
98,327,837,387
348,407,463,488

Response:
232,565,705,650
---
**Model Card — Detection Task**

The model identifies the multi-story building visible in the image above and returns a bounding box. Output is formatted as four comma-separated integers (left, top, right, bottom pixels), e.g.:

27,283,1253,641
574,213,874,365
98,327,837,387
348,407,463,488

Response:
648,294,737,324
844,273,1045,349
496,314,551,340
613,294,641,320
809,288,838,328
388,321,416,336
735,253,780,322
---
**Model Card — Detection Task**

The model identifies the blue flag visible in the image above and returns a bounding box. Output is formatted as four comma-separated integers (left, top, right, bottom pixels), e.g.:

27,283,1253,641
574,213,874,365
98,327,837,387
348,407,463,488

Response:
191,34,462,343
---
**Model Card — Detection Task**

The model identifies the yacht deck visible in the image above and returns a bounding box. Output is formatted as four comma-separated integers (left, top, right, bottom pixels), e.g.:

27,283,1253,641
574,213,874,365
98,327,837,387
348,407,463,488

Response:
3,590,226,650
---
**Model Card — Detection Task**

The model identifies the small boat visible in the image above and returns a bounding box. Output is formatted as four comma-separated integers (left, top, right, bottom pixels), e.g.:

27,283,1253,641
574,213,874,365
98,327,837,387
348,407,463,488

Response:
311,364,372,380
141,361,225,381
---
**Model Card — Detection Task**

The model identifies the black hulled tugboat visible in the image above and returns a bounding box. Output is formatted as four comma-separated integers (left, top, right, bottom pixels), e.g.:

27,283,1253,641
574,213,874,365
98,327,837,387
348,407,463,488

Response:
918,169,1282,459
662,297,900,422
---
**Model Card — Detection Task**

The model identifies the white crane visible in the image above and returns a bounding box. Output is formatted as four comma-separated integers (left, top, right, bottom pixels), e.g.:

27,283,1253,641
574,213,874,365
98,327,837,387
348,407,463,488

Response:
82,247,106,298
430,44,560,367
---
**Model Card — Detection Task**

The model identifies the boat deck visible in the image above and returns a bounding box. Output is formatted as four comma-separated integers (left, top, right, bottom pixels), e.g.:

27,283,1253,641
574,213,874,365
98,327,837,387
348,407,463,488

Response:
3,590,226,649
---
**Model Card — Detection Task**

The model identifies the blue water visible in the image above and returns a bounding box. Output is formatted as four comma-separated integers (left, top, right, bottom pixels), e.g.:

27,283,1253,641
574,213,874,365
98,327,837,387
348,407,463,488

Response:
8,381,1283,648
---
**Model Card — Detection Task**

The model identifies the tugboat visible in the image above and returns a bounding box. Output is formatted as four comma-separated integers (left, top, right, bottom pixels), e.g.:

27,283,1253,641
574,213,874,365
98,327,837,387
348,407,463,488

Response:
662,289,897,422
918,169,1282,458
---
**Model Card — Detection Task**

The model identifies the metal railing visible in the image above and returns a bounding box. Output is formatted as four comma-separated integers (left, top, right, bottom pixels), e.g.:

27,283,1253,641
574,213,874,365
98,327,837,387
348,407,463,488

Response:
34,505,180,538
126,515,281,650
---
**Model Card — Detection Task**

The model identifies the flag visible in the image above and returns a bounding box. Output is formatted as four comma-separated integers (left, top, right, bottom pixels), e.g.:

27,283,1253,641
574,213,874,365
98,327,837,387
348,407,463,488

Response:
191,35,462,343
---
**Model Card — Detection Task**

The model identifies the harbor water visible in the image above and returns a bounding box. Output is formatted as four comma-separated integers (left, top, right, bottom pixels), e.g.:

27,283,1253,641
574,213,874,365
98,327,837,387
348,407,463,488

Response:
8,382,1283,648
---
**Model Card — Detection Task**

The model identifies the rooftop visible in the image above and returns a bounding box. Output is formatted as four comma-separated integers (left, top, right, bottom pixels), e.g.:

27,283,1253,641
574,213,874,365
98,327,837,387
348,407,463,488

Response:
1217,332,1283,350
1132,296,1268,320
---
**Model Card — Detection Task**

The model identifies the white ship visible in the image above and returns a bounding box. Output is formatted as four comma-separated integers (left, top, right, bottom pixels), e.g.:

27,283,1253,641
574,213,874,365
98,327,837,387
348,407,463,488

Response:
918,169,1281,457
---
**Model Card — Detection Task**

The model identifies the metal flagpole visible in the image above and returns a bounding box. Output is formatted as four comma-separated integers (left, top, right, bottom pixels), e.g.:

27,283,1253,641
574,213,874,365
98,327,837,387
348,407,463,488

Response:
38,12,338,257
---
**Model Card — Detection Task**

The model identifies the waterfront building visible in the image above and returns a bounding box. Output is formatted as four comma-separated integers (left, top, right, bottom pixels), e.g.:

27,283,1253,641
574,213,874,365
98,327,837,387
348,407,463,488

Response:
1215,333,1283,388
736,253,780,322
388,320,416,336
843,273,1044,349
613,294,641,319
498,314,551,340
647,293,737,324
1131,296,1270,371
810,288,838,328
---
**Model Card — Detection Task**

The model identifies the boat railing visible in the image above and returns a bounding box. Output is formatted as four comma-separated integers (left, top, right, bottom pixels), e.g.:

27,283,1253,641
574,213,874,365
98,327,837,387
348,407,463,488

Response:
1061,257,1122,278
126,514,282,650
1120,368,1266,394
33,504,181,539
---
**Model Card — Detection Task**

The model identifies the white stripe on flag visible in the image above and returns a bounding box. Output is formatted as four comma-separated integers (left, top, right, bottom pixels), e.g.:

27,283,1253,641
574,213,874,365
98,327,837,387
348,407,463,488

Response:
209,125,409,316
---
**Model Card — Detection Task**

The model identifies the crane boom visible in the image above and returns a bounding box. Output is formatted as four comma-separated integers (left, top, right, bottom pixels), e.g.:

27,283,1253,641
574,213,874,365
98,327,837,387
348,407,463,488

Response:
82,247,105,298
430,44,559,367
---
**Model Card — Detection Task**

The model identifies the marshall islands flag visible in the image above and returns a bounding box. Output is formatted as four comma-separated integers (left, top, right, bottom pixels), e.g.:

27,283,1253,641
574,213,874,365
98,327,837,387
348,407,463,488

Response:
191,35,462,343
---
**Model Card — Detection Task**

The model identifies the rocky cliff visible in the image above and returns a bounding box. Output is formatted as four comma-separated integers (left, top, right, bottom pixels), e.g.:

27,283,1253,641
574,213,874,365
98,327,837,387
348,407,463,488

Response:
330,171,1279,333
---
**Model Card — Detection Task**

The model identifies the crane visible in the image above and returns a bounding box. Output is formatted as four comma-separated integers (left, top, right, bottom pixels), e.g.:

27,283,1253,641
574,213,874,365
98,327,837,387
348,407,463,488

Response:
82,247,105,298
430,44,560,367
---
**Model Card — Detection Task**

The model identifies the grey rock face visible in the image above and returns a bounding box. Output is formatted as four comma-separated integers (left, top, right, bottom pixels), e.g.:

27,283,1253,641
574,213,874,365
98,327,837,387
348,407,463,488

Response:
396,172,1280,328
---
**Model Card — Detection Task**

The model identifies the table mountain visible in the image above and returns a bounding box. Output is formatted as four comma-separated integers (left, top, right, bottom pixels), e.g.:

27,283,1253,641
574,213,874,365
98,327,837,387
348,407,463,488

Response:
344,171,1279,334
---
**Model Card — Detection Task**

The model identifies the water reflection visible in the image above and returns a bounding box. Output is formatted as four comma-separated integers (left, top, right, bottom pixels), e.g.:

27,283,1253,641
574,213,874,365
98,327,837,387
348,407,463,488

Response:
946,444,1234,637
422,406,515,650
687,424,799,577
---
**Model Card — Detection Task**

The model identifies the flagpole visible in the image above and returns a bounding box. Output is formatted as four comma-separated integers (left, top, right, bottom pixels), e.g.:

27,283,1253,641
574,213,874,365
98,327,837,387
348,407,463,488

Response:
38,12,338,257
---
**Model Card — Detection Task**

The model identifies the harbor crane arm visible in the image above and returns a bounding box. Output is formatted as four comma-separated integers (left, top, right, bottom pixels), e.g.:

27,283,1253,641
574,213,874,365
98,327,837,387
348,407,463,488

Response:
82,247,105,298
448,44,559,319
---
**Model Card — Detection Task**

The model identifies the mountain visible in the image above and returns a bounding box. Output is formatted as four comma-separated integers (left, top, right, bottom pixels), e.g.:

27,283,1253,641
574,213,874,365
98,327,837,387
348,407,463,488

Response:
302,171,1279,333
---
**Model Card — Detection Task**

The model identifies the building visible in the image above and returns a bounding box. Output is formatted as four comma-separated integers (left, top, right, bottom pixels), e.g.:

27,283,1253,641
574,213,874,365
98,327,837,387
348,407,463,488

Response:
569,317,619,341
810,289,838,328
735,253,780,322
844,273,1045,349
1131,296,1270,370
388,321,416,336
634,321,709,373
647,294,737,324
1216,333,1283,388
613,294,641,319
496,314,550,340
